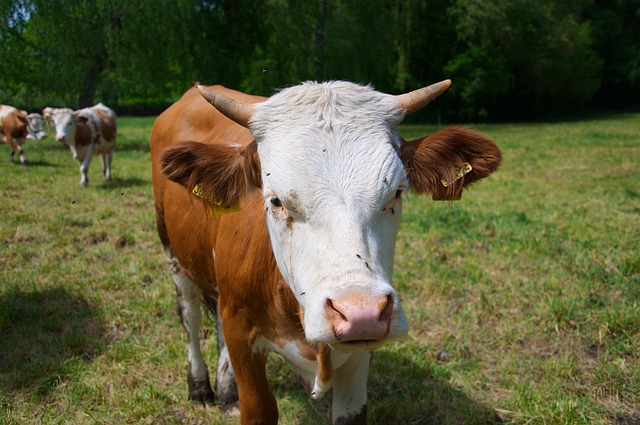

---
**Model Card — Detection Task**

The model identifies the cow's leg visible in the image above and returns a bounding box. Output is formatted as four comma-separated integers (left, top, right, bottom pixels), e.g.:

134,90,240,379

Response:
101,152,112,182
5,136,25,165
331,350,371,425
214,306,238,407
166,250,215,404
222,304,278,424
79,147,94,188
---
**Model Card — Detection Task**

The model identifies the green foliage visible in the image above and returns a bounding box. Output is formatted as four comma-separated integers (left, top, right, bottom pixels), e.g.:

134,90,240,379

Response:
446,0,603,119
0,0,639,117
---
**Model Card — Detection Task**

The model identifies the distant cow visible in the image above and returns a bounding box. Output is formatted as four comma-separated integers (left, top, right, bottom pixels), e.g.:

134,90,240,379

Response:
25,112,47,141
53,103,117,187
42,107,57,126
1,105,31,164
151,80,501,424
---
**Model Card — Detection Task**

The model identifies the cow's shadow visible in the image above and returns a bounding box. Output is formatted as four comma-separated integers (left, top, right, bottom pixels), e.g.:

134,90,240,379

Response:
98,176,148,189
269,348,502,425
0,287,105,396
22,159,58,167
368,350,502,424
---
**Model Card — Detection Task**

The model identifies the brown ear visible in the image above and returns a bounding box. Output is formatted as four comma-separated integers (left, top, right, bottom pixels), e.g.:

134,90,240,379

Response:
400,126,501,200
161,140,262,209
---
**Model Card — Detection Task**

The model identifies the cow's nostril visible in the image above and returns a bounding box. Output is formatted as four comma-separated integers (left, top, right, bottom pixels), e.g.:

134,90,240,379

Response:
378,295,393,322
325,298,348,322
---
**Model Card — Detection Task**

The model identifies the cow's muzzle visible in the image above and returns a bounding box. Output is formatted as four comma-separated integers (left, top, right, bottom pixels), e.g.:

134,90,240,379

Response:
325,293,393,344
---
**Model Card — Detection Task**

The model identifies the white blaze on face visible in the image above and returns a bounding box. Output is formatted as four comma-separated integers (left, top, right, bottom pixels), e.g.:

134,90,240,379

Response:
26,114,47,140
250,82,409,351
53,109,77,147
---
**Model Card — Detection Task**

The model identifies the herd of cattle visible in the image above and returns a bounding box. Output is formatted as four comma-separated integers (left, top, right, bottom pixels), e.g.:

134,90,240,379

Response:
0,103,116,187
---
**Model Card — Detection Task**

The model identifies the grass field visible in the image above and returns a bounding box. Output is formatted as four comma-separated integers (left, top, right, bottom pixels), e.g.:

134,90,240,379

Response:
1,113,638,424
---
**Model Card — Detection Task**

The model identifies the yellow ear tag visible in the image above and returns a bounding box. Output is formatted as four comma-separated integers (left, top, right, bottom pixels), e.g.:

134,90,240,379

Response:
441,162,472,187
192,184,241,215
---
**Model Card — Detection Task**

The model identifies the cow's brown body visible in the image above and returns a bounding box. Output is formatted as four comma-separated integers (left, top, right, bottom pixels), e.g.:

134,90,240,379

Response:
152,87,301,420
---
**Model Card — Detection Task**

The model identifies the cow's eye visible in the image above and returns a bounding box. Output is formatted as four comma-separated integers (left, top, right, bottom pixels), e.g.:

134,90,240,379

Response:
270,197,282,208
395,189,403,198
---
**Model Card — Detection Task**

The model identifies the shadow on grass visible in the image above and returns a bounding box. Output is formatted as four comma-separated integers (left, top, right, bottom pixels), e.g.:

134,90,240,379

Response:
23,158,59,167
98,176,148,189
368,350,502,424
269,349,501,425
0,287,105,397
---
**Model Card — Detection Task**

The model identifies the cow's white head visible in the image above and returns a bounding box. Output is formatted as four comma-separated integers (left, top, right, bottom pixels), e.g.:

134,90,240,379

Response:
26,113,47,141
163,81,501,352
53,108,89,157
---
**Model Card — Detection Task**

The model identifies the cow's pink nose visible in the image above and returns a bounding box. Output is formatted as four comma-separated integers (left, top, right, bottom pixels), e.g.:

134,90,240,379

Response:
325,294,393,342
56,135,65,142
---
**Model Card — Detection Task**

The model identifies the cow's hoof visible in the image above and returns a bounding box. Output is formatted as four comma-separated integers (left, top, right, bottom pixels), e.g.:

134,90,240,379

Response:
217,387,239,407
188,379,215,405
222,405,240,416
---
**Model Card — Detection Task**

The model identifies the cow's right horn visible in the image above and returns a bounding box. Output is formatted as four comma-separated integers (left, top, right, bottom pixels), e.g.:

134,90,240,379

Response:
396,79,452,114
196,84,255,128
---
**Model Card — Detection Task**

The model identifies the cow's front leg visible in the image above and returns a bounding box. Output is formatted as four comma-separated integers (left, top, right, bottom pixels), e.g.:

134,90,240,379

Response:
79,146,94,188
222,307,278,425
215,307,238,407
332,350,371,425
5,136,24,165
167,250,215,404
101,152,112,182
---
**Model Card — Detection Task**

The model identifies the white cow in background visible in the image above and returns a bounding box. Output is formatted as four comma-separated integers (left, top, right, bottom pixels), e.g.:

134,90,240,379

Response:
25,112,47,141
53,103,117,187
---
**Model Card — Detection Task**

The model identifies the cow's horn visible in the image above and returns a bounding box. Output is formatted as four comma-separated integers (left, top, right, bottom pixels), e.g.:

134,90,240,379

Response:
196,84,255,128
396,79,452,114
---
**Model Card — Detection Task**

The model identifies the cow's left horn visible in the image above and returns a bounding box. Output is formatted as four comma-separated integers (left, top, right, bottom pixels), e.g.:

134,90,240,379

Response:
196,84,255,128
396,79,452,114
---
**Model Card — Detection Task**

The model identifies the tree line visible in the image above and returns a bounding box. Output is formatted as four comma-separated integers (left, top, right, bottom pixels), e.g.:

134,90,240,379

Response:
1,0,639,121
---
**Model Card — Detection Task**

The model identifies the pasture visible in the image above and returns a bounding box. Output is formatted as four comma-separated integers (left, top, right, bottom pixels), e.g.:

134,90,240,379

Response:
1,114,638,424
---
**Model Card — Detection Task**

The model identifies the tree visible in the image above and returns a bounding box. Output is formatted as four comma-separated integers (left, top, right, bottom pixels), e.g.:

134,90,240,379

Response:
588,0,640,108
445,0,602,119
0,0,249,109
0,0,637,119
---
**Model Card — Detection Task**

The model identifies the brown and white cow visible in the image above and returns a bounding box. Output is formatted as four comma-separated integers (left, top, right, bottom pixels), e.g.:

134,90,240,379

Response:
1,105,31,164
53,103,117,187
151,80,501,424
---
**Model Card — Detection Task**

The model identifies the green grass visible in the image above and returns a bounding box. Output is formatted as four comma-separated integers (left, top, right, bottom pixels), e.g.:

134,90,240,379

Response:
1,114,639,424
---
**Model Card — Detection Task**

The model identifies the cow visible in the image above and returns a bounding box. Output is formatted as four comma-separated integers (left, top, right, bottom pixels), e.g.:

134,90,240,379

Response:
42,107,57,127
1,105,31,164
53,103,117,188
151,80,502,425
25,112,47,141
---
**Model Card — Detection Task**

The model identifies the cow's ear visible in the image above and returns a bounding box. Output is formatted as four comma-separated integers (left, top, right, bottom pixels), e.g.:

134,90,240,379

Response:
161,140,262,209
76,115,89,124
400,126,501,200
